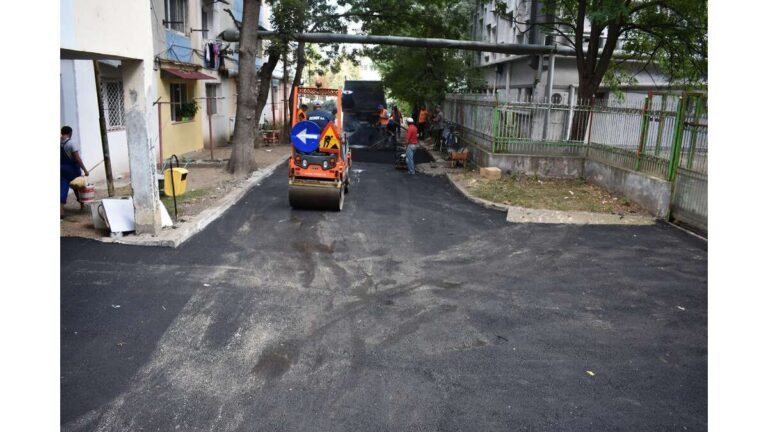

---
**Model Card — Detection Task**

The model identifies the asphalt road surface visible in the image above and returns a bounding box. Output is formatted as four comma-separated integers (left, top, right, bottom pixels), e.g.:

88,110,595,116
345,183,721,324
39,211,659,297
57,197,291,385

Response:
61,149,707,431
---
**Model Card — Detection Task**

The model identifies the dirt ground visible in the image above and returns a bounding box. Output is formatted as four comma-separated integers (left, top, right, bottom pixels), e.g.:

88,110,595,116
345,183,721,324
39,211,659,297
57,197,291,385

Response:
455,171,649,216
60,143,291,239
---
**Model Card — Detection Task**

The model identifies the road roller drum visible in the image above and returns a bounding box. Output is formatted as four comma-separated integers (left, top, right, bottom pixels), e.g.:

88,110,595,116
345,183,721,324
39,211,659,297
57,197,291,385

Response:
288,181,344,211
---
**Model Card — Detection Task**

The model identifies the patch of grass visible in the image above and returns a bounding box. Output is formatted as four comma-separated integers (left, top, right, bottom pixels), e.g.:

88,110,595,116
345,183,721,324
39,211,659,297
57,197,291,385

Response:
160,188,209,217
465,174,646,214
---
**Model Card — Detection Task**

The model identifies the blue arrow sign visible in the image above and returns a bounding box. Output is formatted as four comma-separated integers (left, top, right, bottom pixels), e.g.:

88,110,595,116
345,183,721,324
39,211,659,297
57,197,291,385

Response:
290,121,321,153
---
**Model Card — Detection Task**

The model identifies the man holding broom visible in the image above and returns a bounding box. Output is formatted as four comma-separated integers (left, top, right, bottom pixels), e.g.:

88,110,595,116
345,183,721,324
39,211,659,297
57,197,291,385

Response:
60,126,88,219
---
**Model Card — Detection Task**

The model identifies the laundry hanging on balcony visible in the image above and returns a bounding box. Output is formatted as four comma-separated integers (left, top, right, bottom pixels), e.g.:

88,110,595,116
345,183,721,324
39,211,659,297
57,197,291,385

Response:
204,42,222,69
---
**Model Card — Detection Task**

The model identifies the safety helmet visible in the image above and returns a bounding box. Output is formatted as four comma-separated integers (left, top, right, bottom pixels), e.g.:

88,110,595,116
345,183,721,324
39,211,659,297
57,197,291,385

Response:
313,100,322,107
405,117,414,124
377,104,384,109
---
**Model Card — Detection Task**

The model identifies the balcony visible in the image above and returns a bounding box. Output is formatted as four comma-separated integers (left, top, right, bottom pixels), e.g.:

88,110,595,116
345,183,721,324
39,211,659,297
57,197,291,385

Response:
163,30,194,64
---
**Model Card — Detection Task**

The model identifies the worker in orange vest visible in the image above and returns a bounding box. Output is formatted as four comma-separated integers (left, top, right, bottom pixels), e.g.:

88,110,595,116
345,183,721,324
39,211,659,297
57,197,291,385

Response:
417,105,429,139
296,104,308,123
377,104,390,136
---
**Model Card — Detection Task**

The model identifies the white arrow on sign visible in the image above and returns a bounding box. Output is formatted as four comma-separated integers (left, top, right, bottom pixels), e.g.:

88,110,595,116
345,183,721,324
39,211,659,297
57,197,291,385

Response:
296,128,319,144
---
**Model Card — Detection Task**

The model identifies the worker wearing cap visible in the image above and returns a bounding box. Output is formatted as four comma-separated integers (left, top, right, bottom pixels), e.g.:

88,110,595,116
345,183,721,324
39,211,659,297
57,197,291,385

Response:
307,101,333,130
405,117,419,175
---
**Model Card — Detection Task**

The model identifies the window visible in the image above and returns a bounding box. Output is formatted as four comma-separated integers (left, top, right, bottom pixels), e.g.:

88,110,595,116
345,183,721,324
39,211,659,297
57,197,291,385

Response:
205,83,219,115
170,83,188,121
201,9,209,38
201,4,213,39
164,0,187,33
101,81,125,130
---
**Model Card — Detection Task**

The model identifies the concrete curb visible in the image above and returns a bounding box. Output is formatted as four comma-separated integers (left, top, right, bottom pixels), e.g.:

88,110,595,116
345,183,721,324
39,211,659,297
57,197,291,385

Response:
183,160,228,168
446,173,517,213
505,205,655,225
445,173,657,226
101,156,288,248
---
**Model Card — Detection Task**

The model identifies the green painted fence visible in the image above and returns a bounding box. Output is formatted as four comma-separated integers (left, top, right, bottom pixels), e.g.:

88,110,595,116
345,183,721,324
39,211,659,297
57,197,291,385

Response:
444,92,708,231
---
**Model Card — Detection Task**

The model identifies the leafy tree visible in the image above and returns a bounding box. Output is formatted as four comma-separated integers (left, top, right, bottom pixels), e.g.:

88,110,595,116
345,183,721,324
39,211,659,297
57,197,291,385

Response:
494,0,707,101
340,0,485,108
281,0,355,132
226,0,334,174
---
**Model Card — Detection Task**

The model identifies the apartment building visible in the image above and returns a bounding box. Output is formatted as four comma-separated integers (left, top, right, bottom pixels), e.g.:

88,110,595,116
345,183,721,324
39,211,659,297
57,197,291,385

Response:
469,0,668,104
61,0,284,187
61,0,163,233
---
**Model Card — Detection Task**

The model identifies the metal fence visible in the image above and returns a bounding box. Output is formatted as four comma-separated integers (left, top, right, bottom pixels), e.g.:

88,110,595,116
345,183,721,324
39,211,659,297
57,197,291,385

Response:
444,92,708,230
670,94,708,229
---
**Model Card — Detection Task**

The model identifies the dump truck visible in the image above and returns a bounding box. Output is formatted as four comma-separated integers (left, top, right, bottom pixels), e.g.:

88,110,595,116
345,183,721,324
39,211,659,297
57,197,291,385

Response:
341,80,387,147
287,86,351,210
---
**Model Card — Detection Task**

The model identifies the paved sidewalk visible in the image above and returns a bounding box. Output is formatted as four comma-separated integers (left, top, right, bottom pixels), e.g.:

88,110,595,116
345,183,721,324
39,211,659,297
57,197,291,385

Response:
103,154,289,248
61,144,290,244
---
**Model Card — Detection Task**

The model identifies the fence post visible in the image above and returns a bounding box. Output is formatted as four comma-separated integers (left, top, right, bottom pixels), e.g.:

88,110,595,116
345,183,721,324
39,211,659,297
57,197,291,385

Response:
685,95,704,170
492,107,500,153
543,55,556,141
564,85,575,141
654,94,667,156
585,97,596,158
668,95,687,182
635,93,652,171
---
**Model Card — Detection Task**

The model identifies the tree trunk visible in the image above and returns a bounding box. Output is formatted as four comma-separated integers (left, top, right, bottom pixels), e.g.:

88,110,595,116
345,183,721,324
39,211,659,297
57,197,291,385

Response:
253,51,281,148
569,78,597,141
570,13,622,141
287,41,307,127
281,51,291,144
228,0,261,176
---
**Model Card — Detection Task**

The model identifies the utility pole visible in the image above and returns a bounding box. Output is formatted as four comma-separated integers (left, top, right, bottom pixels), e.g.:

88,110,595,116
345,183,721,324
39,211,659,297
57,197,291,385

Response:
92,60,115,197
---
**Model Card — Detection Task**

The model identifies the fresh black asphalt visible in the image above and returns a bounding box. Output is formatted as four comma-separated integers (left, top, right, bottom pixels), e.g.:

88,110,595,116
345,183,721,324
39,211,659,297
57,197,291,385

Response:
61,148,708,431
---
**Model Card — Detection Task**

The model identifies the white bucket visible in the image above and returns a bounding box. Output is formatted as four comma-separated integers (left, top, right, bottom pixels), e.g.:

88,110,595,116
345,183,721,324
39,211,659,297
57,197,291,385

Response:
80,184,96,202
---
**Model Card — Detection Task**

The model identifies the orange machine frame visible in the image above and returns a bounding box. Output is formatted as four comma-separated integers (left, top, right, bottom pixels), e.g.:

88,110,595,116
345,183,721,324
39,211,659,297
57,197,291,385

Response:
288,86,349,182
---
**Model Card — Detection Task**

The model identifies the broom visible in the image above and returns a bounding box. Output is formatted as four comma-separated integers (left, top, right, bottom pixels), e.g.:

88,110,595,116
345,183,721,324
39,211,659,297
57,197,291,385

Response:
69,160,104,189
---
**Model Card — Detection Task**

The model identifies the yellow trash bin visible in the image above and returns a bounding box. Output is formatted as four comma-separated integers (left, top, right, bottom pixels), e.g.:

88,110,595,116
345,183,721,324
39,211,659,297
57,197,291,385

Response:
163,167,189,197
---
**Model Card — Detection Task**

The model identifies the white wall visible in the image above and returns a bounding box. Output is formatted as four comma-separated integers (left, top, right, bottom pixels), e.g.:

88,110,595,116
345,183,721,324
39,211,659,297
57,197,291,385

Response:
60,60,132,185
61,0,155,60
60,60,79,136
62,0,158,180
201,80,233,149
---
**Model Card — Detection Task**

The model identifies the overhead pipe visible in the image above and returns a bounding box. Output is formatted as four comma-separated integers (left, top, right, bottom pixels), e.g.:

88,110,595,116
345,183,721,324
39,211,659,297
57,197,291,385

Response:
219,29,577,56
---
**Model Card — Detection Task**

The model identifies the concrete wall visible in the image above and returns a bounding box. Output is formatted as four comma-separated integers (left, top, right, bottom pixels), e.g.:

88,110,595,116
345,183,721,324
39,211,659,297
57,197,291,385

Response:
62,0,162,234
60,60,132,185
584,159,672,218
201,79,234,150
156,72,205,158
468,143,672,218
61,0,154,60
60,60,80,143
470,145,584,178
